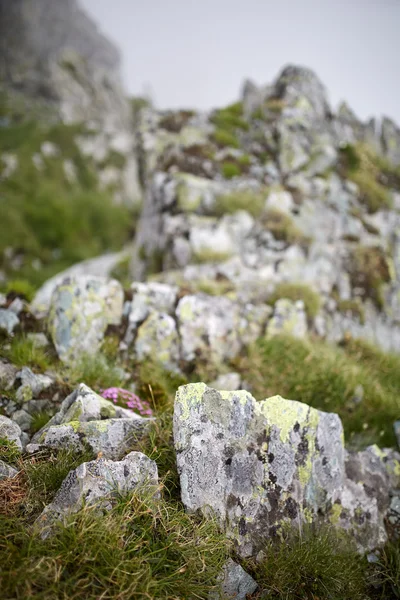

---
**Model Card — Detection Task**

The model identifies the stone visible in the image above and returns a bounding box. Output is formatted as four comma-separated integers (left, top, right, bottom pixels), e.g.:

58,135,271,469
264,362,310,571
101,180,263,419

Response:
36,451,159,538
15,367,53,403
266,299,308,339
27,333,50,348
265,189,294,214
210,372,242,391
134,312,181,373
12,409,33,432
174,384,388,556
209,559,258,600
0,361,17,390
32,383,148,444
395,421,400,450
47,276,124,362
0,415,22,450
8,297,24,315
0,309,19,335
0,459,18,480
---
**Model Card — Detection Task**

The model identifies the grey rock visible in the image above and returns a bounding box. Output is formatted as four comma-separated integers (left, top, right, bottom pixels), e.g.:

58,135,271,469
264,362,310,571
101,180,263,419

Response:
27,333,50,348
0,309,19,335
0,460,18,480
0,361,18,390
15,367,53,402
210,372,242,391
47,276,124,362
8,297,24,315
209,559,258,600
36,451,159,538
134,312,181,373
12,409,33,432
174,384,389,556
0,415,22,450
266,299,308,339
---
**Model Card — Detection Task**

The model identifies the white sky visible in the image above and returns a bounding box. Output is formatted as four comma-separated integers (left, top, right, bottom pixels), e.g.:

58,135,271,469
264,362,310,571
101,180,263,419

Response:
81,0,400,124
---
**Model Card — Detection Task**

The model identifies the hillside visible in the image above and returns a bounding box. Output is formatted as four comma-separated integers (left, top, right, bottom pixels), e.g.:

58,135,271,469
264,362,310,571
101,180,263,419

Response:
1,2,400,599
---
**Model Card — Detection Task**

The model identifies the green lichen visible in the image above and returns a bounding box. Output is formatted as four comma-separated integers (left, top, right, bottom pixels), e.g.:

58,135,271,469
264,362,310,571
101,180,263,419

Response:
176,383,207,421
258,396,319,443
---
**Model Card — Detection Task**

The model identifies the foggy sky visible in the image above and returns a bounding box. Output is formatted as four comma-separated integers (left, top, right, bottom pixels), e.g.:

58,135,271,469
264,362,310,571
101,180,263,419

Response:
81,0,400,124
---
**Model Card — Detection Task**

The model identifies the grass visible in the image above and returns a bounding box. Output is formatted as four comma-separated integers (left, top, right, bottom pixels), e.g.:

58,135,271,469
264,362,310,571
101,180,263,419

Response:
212,128,240,149
3,279,36,302
236,334,400,448
268,283,321,318
221,161,241,179
337,298,366,324
348,245,391,309
192,248,233,264
210,102,248,131
261,209,310,247
60,353,126,392
0,437,21,466
30,411,52,434
245,525,367,600
0,335,54,371
192,278,235,296
214,190,265,218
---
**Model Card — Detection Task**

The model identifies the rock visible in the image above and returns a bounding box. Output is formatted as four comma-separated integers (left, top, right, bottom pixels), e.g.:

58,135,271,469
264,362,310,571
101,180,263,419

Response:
0,415,22,450
134,312,181,373
265,189,294,214
0,361,17,390
0,460,18,480
36,451,159,538
209,559,258,600
210,372,242,391
32,383,148,443
12,409,33,432
31,252,127,317
0,309,19,335
47,276,124,362
8,297,24,315
15,367,53,402
266,299,308,339
174,383,388,556
27,333,49,348
387,494,400,539
395,421,400,450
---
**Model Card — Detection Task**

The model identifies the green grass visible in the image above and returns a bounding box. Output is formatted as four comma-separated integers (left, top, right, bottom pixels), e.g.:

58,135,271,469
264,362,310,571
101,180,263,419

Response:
268,283,321,318
261,209,310,247
0,335,54,371
60,353,126,392
0,437,21,466
210,102,248,131
214,190,265,218
348,245,391,309
245,525,367,600
212,128,240,149
3,279,36,302
236,335,400,448
30,411,52,434
221,161,241,178
337,298,366,324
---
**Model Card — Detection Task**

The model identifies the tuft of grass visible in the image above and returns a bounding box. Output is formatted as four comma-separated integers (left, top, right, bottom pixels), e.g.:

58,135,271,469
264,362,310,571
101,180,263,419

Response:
211,102,248,131
192,248,233,264
4,279,36,302
214,190,265,218
261,209,310,247
0,335,54,371
212,128,240,149
221,161,241,179
369,540,400,599
192,278,235,296
30,411,52,434
0,437,21,466
268,282,321,318
245,525,367,600
0,492,229,600
348,245,391,310
61,353,125,392
236,334,400,447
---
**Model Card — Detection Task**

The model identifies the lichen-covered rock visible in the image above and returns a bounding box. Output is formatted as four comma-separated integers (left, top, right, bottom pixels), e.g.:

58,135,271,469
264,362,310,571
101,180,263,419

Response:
48,276,124,362
32,383,148,445
210,372,242,391
12,409,33,432
0,459,18,480
0,415,22,450
266,298,308,339
134,312,181,372
0,361,17,390
209,559,258,600
15,367,53,403
174,384,388,556
0,309,19,335
36,451,159,538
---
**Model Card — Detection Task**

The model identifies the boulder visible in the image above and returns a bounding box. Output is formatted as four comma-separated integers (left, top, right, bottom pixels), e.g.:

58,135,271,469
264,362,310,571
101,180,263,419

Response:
36,451,159,538
209,559,258,600
174,384,391,556
266,298,308,339
0,460,18,480
0,415,23,450
47,276,124,362
0,309,19,335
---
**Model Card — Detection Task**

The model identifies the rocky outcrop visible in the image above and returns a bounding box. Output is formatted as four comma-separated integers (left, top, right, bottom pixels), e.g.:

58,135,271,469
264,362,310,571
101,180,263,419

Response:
174,384,400,556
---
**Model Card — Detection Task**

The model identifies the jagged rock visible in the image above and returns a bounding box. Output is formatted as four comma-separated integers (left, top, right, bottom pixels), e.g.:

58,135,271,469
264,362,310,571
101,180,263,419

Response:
0,415,23,450
15,367,53,402
12,409,33,432
47,276,123,362
209,559,258,600
174,384,391,556
36,451,159,538
0,361,17,390
0,460,18,480
32,252,127,317
266,299,308,339
274,65,331,121
32,383,148,443
0,309,19,335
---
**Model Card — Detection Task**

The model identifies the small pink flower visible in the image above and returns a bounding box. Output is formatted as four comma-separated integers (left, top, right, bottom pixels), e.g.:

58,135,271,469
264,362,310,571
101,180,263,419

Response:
100,387,153,417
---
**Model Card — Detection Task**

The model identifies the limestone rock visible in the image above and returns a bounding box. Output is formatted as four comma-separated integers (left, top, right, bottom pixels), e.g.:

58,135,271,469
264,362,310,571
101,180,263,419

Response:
36,451,159,538
0,309,19,335
0,415,22,450
47,276,124,362
209,559,258,600
174,384,388,556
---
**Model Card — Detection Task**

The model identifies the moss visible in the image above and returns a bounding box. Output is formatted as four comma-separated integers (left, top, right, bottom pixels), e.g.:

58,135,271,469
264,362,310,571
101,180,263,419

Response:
337,298,366,324
192,278,235,296
211,103,248,131
3,279,36,302
348,245,391,309
261,209,311,247
214,189,265,218
221,161,241,179
192,248,232,264
212,129,240,149
268,283,321,319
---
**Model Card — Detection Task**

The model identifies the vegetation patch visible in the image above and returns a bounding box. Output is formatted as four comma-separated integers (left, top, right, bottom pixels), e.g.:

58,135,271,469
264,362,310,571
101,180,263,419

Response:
337,298,366,324
268,282,321,318
0,335,55,372
212,128,240,149
261,209,311,247
221,160,241,179
214,189,265,217
348,245,391,309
